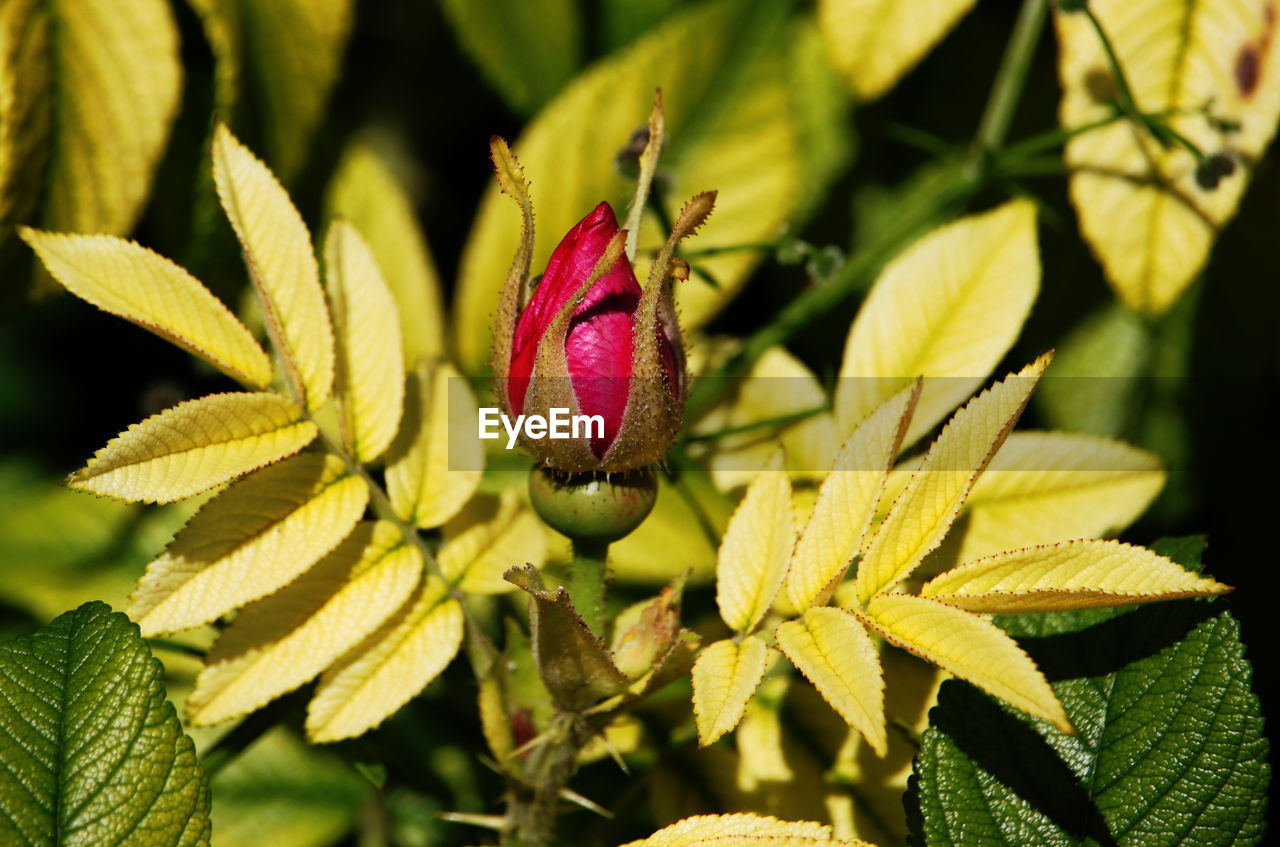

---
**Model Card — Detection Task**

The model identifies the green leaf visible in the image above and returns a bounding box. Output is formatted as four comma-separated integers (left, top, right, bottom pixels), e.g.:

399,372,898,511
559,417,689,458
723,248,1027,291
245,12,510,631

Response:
437,0,582,115
453,0,853,372
0,602,211,846
505,565,629,711
1035,304,1151,439
909,538,1268,846
209,728,369,847
1,0,181,294
0,461,200,621
188,0,353,180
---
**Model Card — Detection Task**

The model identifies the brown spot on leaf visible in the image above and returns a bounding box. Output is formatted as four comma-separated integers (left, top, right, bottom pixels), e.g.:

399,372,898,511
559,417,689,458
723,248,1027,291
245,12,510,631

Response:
1237,46,1261,96
1084,67,1117,104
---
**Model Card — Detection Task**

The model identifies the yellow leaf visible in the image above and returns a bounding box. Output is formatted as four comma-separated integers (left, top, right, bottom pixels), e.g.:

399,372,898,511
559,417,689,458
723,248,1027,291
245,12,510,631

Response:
692,346,837,491
618,812,876,846
921,538,1230,613
942,430,1165,562
18,0,181,238
835,201,1040,448
776,608,886,757
453,0,846,371
716,453,795,633
386,361,484,529
128,452,367,635
67,392,317,504
1058,0,1280,312
324,220,405,462
608,466,732,585
819,0,978,101
785,382,919,611
856,593,1071,733
828,647,943,844
187,521,421,726
308,574,463,742
0,0,50,231
19,229,272,388
191,0,352,179
692,636,770,747
853,355,1051,604
213,123,335,411
326,136,447,366
439,490,547,594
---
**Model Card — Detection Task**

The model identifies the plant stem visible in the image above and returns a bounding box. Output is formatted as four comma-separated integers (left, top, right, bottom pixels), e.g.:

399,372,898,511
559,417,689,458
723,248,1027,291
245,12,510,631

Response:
1078,5,1207,161
569,540,610,636
973,0,1049,159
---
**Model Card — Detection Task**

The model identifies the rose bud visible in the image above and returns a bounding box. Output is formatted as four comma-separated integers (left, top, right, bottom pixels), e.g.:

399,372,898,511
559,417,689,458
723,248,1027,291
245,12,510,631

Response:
496,202,686,471
489,137,714,473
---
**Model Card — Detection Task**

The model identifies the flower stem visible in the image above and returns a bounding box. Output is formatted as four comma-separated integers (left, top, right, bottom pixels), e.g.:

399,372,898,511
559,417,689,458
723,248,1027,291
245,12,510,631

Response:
972,0,1049,160
570,539,610,636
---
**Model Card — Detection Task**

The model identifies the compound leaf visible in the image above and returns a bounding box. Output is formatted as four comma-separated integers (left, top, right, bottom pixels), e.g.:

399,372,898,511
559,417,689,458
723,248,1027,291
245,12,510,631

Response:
853,355,1050,603
438,490,547,594
858,592,1071,733
941,430,1165,563
923,538,1230,613
325,136,447,366
776,607,886,757
190,0,352,180
715,452,794,633
0,0,180,243
784,382,918,611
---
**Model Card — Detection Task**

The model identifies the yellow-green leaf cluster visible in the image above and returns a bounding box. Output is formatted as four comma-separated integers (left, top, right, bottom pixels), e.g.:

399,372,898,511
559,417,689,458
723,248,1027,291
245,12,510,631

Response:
697,355,1229,752
1058,0,1280,312
24,124,485,741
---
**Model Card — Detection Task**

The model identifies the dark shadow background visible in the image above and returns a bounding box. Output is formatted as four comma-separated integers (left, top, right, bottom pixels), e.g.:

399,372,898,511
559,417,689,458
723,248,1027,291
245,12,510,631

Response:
0,0,1274,839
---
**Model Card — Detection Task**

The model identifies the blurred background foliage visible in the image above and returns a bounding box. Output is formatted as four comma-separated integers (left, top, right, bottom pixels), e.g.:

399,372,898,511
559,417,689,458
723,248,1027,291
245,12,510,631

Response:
1,0,1276,844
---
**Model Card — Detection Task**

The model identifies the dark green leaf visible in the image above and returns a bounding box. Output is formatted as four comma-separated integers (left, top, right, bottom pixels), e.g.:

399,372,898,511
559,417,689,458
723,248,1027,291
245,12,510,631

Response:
0,601,211,846
437,0,582,115
909,539,1268,846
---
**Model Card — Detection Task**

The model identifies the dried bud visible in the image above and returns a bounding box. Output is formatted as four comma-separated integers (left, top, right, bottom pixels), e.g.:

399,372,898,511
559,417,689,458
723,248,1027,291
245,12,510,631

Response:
610,587,681,680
